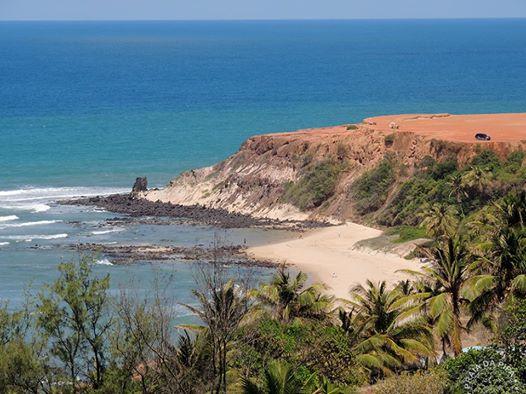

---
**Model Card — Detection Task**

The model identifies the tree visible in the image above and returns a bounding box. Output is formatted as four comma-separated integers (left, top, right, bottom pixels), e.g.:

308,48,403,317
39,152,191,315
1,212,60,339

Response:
240,360,312,394
461,165,492,195
348,281,434,378
466,226,526,328
0,304,47,393
184,265,251,394
418,203,459,238
37,259,112,391
251,267,334,323
447,172,468,208
398,236,472,356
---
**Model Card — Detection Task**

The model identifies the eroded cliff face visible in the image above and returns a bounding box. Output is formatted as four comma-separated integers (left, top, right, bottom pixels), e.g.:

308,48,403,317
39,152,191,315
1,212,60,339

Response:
142,117,526,222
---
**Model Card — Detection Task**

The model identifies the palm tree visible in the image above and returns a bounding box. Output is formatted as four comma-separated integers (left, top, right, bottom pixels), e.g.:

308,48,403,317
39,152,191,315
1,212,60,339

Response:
466,226,526,328
240,360,312,394
347,281,434,376
461,191,526,331
418,203,459,238
461,165,492,195
398,235,472,356
184,279,250,394
447,173,468,213
493,190,526,229
251,267,334,323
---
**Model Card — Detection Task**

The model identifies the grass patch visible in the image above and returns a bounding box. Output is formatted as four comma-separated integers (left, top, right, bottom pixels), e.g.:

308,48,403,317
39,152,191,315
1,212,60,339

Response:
284,161,344,210
385,226,428,243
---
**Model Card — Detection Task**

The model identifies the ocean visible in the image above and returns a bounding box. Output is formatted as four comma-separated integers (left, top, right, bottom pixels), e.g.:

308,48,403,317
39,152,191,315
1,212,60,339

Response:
1,19,526,310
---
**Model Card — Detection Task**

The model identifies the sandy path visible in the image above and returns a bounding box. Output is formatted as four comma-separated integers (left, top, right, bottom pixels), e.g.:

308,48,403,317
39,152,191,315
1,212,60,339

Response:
247,222,422,299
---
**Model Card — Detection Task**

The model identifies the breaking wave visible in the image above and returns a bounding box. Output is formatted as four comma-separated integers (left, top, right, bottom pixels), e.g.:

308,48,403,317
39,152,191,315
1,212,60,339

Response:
0,215,19,222
0,186,128,213
1,233,68,242
94,258,114,266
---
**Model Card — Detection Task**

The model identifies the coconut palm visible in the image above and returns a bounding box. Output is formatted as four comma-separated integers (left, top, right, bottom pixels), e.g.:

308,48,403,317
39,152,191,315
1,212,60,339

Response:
397,235,472,356
466,226,526,328
447,173,468,213
184,279,250,394
240,360,313,394
493,190,526,229
418,203,459,238
461,165,492,195
347,281,434,376
251,267,334,323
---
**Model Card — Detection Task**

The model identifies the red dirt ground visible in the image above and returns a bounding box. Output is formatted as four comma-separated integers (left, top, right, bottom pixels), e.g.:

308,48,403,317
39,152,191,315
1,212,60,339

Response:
363,113,526,143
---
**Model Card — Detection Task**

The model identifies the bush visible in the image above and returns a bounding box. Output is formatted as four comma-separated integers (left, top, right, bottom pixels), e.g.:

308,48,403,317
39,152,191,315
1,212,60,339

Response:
470,150,501,170
429,159,458,180
372,370,448,394
442,347,526,393
353,159,395,214
284,161,344,210
233,319,363,387
346,124,358,130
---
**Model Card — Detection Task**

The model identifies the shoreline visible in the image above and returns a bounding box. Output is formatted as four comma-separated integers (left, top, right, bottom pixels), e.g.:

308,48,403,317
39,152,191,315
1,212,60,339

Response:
61,193,329,230
247,222,422,299
60,194,423,295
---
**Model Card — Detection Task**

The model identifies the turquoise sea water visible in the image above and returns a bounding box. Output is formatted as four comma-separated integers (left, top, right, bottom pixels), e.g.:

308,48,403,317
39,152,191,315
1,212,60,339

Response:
1,19,526,309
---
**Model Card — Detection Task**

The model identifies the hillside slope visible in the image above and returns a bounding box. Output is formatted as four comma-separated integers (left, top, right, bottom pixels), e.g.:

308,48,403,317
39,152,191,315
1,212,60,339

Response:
143,113,526,222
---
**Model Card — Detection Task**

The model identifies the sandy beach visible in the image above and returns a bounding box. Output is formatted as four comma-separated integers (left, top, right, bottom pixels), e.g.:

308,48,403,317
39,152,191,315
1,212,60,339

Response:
247,222,422,299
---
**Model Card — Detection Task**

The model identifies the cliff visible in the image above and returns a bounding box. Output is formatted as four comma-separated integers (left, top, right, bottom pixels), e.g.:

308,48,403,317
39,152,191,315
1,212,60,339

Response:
143,113,526,222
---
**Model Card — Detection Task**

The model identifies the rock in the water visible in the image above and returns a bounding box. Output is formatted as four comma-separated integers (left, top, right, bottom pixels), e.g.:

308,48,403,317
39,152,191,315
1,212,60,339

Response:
131,177,148,194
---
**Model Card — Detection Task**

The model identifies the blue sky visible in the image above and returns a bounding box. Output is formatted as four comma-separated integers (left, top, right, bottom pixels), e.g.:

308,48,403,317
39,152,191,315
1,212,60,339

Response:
2,0,526,20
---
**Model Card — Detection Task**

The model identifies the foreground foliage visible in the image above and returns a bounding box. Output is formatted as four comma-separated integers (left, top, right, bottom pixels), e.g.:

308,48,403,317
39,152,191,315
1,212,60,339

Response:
3,157,526,391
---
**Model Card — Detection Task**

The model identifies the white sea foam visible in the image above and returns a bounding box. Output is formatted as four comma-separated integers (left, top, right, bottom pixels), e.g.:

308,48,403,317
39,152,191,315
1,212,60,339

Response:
91,228,125,235
94,258,113,266
0,186,128,213
0,220,61,228
0,215,18,222
1,233,68,242
0,242,9,247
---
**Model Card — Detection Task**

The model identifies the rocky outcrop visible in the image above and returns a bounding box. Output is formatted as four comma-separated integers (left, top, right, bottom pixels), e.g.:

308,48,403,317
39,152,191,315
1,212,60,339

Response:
131,177,148,195
142,115,526,222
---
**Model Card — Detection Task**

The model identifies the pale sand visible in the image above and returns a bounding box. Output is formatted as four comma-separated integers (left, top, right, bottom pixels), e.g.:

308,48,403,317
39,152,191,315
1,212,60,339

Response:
247,222,422,299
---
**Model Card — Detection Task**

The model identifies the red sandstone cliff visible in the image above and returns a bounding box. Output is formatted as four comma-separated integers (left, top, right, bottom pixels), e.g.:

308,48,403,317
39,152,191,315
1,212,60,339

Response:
143,114,526,222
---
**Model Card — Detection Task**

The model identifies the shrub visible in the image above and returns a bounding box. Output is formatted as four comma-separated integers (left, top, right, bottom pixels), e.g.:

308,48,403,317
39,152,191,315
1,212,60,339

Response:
429,159,458,180
302,325,364,386
442,347,526,393
284,161,344,210
499,296,526,344
372,370,448,394
346,124,358,130
233,319,363,387
470,149,501,170
352,159,395,215
505,150,525,169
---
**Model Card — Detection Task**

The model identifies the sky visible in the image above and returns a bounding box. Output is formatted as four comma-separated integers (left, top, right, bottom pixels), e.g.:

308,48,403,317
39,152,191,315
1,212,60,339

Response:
2,0,526,21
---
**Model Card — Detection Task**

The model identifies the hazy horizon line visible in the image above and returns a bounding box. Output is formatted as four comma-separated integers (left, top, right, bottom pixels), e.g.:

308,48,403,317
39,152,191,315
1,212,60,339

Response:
2,16,526,22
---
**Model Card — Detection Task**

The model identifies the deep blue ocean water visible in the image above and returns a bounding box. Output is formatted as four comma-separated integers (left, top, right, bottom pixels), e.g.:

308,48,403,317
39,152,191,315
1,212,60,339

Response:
1,19,526,309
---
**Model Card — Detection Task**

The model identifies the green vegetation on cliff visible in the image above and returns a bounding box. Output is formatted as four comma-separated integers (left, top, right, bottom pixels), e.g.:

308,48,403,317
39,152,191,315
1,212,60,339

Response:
352,158,396,214
284,160,345,210
356,149,526,229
